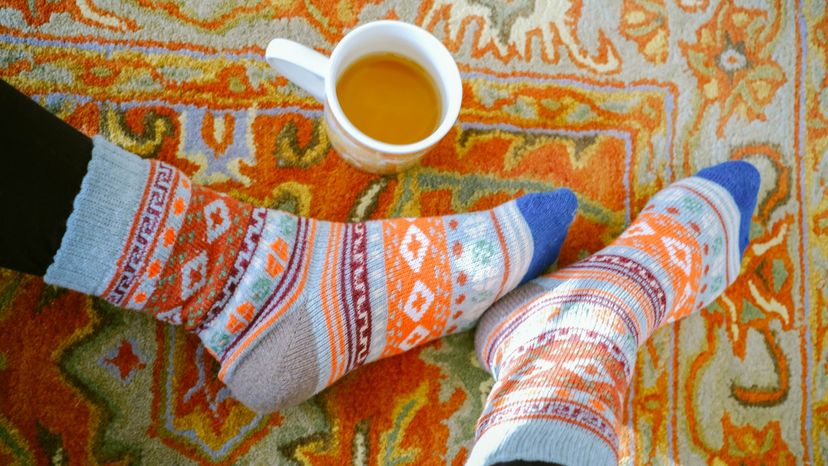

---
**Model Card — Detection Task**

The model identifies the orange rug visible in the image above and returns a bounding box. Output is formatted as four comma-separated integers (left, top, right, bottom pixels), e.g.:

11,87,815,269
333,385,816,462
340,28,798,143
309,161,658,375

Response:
1,1,827,464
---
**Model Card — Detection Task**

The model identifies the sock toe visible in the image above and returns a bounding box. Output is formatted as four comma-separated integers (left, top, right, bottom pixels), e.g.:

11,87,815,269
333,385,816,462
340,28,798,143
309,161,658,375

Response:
515,189,578,284
696,160,761,256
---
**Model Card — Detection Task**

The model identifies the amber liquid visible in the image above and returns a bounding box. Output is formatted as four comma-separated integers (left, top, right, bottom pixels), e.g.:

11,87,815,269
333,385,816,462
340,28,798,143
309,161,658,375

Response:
336,53,442,145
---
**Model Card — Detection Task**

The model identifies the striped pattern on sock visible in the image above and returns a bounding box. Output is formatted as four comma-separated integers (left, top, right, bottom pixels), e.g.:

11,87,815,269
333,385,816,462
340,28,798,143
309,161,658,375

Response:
467,174,750,466
45,137,577,412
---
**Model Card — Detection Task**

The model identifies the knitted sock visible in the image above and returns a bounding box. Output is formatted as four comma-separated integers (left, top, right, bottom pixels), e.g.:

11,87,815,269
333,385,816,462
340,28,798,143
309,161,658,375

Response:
468,161,760,466
44,137,578,412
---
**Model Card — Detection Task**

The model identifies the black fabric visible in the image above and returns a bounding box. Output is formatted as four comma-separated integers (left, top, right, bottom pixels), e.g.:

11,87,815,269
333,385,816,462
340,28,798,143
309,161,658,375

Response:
0,79,92,276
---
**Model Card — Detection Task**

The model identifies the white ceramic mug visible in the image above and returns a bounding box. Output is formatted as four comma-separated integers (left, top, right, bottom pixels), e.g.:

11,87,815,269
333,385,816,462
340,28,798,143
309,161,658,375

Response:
265,20,462,174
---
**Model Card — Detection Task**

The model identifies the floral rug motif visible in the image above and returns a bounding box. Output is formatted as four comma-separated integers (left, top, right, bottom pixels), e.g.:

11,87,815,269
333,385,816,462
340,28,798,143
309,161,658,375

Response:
1,0,827,464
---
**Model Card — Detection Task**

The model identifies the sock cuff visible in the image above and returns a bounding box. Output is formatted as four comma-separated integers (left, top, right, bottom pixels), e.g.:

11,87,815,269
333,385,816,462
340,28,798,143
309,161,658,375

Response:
44,136,151,295
467,419,617,466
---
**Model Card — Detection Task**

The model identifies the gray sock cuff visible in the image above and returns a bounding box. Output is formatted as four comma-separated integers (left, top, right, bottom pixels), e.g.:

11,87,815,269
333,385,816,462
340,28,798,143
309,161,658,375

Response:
44,136,150,295
467,420,617,466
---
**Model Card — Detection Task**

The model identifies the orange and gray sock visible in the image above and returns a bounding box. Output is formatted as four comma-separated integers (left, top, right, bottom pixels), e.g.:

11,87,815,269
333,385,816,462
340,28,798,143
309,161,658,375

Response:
45,136,578,412
469,162,760,465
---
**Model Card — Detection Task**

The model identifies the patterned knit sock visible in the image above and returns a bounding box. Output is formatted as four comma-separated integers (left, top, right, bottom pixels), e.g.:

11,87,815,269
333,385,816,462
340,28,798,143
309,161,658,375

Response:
44,137,578,412
468,161,760,466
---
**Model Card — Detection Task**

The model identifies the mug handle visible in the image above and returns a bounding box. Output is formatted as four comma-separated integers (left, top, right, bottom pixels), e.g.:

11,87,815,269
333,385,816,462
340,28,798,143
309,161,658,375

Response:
265,39,329,102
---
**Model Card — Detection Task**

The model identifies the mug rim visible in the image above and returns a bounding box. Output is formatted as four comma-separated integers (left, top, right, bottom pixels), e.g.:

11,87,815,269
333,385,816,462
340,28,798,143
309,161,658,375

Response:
325,20,462,156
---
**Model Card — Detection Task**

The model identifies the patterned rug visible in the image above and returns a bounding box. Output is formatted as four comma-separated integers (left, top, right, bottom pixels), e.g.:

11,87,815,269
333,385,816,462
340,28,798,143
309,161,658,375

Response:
1,1,826,464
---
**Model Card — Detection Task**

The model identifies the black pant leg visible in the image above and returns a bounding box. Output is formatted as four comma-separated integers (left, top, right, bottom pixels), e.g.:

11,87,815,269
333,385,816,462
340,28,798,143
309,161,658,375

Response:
0,79,92,275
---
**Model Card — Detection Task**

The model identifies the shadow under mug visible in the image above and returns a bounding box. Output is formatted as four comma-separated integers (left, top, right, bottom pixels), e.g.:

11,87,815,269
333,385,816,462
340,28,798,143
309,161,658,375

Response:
265,20,462,174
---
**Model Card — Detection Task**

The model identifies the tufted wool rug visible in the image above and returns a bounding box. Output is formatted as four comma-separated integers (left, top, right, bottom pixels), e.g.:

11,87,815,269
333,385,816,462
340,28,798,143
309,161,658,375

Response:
1,0,827,464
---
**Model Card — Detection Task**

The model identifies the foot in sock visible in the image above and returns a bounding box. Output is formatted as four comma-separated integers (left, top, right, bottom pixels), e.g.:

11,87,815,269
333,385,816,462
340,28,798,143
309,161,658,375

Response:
44,137,578,412
468,161,760,466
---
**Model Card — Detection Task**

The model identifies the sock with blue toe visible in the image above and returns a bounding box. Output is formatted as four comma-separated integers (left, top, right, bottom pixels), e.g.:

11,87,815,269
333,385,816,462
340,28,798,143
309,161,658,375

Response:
44,137,579,412
468,161,760,466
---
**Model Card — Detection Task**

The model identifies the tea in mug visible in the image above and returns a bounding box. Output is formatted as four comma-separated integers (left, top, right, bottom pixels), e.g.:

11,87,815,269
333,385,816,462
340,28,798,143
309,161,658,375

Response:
336,53,441,145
